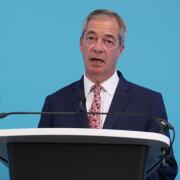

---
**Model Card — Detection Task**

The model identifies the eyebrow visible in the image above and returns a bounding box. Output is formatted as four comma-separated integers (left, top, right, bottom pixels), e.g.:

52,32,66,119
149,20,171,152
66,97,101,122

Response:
85,31,96,36
104,34,116,41
85,31,116,41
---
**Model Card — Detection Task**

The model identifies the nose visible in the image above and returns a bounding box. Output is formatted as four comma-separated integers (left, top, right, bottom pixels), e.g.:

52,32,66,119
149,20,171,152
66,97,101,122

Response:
92,39,104,53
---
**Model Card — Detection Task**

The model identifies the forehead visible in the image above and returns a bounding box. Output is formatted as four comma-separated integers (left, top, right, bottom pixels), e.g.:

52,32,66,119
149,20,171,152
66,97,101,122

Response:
84,17,120,38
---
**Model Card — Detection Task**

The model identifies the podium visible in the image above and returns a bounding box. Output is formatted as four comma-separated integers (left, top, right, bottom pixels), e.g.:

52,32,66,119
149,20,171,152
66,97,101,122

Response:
0,128,170,180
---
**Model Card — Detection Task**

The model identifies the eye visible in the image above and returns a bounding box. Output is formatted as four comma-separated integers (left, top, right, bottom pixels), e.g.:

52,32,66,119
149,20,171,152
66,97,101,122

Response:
85,35,97,44
104,39,115,47
87,36,95,40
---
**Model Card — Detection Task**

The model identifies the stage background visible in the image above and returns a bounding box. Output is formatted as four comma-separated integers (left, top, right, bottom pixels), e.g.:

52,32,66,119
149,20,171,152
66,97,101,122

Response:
0,0,179,179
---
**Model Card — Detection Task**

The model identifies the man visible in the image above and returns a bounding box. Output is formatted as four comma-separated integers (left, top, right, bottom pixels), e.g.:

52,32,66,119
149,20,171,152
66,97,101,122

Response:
39,9,177,179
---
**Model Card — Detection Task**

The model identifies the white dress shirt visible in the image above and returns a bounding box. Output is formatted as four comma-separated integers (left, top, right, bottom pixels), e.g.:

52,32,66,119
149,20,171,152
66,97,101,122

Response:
84,71,119,128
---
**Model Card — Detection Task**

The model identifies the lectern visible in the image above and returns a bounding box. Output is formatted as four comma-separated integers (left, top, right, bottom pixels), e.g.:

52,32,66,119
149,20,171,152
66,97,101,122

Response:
0,128,169,180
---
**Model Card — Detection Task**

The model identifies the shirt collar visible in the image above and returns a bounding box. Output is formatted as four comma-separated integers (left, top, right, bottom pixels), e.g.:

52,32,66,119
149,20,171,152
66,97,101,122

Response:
84,71,119,97
84,74,94,98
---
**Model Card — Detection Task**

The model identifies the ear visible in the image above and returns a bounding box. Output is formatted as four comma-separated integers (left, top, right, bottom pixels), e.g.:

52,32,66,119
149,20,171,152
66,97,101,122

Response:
80,37,83,52
118,45,124,56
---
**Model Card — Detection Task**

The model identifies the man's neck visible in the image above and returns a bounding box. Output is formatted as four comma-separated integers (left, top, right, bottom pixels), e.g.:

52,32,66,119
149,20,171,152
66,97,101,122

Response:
85,71,116,85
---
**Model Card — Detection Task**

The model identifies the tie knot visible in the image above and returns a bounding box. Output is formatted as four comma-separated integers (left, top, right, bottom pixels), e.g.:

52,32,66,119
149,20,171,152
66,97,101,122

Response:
91,85,102,94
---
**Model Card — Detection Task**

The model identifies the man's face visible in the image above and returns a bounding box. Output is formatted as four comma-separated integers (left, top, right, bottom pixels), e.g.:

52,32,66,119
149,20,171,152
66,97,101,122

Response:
80,17,123,82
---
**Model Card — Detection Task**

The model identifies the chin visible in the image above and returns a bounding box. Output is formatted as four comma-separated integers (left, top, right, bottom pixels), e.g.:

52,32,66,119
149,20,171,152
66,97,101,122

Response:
89,68,104,75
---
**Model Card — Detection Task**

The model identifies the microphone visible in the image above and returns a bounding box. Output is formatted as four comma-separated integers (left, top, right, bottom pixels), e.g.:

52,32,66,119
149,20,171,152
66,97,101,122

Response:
75,89,86,112
0,110,174,131
0,113,7,119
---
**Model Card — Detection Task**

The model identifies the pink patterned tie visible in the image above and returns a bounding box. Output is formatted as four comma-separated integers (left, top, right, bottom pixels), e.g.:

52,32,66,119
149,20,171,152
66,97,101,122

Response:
88,85,102,128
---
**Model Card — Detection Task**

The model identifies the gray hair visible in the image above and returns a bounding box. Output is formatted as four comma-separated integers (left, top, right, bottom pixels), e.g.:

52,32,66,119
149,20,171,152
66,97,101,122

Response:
81,9,126,47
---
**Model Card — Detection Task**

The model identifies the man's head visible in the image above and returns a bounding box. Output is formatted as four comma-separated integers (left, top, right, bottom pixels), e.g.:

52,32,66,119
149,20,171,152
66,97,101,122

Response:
80,9,126,84
82,9,126,48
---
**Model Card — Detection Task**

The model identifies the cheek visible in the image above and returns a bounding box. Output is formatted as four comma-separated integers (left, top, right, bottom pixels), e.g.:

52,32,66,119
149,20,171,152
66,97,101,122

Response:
107,51,120,65
112,48,121,58
82,46,93,59
81,47,90,62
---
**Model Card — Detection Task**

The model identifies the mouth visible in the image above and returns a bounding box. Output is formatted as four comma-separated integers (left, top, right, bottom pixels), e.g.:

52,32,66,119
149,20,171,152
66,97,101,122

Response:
89,57,105,64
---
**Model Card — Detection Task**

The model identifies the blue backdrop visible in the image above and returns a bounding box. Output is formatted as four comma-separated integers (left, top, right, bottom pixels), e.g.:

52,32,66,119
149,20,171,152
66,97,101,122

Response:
0,1,179,179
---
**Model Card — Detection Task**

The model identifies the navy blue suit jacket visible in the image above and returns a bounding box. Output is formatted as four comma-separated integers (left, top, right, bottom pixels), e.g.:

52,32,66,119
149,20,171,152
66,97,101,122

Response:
39,71,177,180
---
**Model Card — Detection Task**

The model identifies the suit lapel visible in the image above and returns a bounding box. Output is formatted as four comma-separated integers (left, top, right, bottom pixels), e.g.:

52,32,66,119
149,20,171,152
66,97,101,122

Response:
103,71,132,129
68,72,132,129
70,77,89,128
